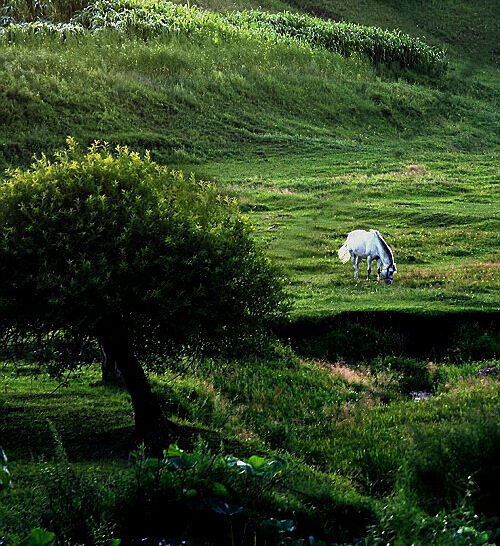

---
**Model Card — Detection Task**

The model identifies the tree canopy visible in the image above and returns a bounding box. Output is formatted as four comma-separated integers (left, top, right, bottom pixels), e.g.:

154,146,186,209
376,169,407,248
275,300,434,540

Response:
0,139,287,446
0,138,286,358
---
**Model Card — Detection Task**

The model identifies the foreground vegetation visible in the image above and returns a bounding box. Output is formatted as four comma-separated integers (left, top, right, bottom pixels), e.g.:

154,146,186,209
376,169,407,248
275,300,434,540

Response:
1,353,499,545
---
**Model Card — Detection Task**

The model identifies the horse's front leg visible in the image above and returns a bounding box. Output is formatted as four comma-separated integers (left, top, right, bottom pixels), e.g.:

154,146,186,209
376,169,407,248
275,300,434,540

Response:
377,259,382,281
366,256,373,281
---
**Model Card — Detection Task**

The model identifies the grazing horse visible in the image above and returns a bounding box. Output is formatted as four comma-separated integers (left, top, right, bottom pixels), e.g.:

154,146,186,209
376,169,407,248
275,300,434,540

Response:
338,229,397,284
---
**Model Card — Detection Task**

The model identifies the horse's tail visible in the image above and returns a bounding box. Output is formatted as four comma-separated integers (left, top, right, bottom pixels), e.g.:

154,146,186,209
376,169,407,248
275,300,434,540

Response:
338,242,351,263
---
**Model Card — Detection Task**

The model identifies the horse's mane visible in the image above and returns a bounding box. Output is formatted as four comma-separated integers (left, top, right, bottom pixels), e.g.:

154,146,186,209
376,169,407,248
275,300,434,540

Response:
370,229,394,263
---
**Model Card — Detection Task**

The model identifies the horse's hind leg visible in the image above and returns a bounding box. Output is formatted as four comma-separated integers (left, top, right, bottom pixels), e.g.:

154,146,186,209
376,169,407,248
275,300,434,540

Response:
351,253,360,280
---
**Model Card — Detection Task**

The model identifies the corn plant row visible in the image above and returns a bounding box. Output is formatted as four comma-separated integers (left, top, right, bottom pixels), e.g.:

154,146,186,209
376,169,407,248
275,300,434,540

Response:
0,0,447,75
226,10,447,75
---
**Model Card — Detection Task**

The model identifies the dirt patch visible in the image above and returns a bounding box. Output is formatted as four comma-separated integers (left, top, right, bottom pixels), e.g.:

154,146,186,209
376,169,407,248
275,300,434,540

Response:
407,164,427,174
316,360,370,385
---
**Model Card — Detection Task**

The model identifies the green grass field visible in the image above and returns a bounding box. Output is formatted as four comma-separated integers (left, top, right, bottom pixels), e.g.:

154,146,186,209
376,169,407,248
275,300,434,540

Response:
193,150,499,316
0,0,499,544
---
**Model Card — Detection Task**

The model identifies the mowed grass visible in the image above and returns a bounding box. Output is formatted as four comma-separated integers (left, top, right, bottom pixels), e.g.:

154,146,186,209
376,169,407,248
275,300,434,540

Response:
186,150,499,316
0,4,497,320
0,365,134,462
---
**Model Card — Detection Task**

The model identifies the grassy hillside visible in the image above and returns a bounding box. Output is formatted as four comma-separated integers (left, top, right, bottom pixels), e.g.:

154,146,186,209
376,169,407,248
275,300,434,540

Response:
283,0,499,67
0,2,498,544
176,0,499,70
0,0,498,313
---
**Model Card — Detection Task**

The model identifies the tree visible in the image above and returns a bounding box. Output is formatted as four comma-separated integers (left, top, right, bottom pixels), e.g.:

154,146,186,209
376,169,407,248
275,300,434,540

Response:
0,138,286,450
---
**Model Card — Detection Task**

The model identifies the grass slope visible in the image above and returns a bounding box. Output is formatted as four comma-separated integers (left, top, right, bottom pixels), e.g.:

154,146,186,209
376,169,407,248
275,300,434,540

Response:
0,2,499,543
195,149,499,316
283,0,499,66
0,1,498,313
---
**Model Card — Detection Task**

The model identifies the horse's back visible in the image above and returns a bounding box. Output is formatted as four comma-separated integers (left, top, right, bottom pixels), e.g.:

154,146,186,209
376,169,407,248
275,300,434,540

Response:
347,229,373,241
346,230,376,256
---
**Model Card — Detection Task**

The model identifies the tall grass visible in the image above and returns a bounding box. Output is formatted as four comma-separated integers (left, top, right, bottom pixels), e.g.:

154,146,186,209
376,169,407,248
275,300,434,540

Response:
0,0,88,22
225,10,447,74
1,0,447,74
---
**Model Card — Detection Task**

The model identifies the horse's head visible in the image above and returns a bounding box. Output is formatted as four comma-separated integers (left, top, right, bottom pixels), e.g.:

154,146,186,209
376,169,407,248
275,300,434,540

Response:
381,263,397,285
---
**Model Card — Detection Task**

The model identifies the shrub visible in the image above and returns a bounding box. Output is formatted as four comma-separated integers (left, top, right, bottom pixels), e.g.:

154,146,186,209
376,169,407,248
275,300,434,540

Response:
0,138,287,446
403,413,500,517
369,356,433,394
0,137,286,359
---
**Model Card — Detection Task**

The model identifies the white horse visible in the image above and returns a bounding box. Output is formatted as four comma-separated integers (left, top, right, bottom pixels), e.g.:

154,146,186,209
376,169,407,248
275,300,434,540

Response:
338,229,397,284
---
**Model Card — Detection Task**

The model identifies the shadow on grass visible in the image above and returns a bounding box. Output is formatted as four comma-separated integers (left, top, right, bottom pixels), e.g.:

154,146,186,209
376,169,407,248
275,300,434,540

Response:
276,311,500,363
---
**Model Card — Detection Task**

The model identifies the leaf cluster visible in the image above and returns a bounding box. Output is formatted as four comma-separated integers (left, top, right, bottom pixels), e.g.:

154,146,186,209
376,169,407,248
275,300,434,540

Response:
0,138,287,359
113,443,303,544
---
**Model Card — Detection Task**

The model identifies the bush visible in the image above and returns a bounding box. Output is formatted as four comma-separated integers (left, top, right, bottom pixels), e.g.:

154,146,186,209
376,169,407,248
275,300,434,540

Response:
369,356,433,394
403,413,500,517
0,138,287,360
370,485,498,546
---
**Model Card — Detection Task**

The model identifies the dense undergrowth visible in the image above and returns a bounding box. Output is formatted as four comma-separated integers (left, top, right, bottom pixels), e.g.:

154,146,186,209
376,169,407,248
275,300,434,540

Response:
1,353,499,545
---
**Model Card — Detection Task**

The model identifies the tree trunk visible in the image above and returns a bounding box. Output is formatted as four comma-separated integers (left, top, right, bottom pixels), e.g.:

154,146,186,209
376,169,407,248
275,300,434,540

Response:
100,342,125,385
95,315,181,453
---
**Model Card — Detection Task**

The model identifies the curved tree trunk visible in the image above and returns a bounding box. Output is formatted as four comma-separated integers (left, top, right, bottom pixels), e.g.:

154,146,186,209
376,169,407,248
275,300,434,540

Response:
100,342,125,385
95,315,181,453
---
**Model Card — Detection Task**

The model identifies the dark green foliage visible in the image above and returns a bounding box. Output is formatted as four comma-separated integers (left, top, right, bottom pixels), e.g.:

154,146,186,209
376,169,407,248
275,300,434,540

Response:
0,437,375,545
0,0,88,23
281,313,500,363
104,443,375,544
404,413,500,517
454,323,500,362
0,139,286,359
1,359,498,545
369,356,433,394
290,322,405,364
225,10,447,75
